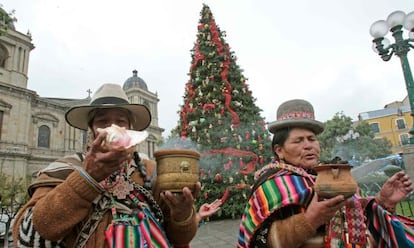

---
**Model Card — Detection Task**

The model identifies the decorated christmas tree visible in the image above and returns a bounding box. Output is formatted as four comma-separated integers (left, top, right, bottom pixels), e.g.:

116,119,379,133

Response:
171,4,274,219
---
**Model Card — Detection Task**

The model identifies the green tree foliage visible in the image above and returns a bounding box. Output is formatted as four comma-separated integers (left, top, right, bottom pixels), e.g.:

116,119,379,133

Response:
168,4,274,219
318,112,392,164
0,172,30,243
0,173,29,213
354,121,375,138
318,112,353,161
0,5,17,34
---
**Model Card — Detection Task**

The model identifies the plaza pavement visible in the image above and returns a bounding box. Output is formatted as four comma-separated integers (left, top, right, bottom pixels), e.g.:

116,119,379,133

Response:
190,219,241,248
0,219,242,248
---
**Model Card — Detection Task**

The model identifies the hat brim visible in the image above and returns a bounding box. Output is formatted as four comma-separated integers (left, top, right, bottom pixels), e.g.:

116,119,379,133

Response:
268,119,324,135
65,103,151,131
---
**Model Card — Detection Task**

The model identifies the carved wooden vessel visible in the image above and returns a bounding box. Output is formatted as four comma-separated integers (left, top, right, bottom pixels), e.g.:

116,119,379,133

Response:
154,149,200,192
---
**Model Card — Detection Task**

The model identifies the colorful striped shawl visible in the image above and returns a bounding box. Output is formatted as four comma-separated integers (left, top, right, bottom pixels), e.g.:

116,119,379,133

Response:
238,164,414,248
237,169,314,248
367,201,414,248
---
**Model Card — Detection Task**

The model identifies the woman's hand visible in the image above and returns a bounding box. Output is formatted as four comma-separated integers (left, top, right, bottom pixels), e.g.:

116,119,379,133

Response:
84,131,132,182
197,199,222,222
304,193,346,230
161,182,201,222
376,171,413,211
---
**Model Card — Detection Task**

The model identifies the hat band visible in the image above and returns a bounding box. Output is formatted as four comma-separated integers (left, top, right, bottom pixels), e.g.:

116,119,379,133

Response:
278,111,314,120
91,97,129,105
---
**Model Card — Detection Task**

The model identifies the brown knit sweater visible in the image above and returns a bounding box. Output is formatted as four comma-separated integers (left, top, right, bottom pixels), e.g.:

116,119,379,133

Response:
13,155,197,247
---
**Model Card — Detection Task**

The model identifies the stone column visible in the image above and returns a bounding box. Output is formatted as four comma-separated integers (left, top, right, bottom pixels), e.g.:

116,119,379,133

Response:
403,145,414,181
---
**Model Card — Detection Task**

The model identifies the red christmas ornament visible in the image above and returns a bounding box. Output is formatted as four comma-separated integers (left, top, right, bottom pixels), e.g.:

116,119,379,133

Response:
220,107,225,116
259,155,264,165
223,159,233,171
180,130,187,138
214,173,223,182
233,182,248,189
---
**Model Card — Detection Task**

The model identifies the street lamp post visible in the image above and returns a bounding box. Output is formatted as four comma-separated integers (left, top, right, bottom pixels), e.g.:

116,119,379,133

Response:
370,10,414,143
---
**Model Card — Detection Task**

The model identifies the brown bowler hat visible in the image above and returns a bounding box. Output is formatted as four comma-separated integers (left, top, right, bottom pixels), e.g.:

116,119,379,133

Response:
267,99,324,134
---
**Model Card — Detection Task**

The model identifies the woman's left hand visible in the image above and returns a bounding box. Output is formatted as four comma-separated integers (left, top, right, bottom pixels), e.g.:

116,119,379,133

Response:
160,182,201,222
198,199,222,221
377,171,413,209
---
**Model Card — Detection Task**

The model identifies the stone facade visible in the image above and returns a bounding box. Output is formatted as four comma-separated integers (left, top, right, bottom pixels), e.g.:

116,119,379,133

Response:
0,23,164,180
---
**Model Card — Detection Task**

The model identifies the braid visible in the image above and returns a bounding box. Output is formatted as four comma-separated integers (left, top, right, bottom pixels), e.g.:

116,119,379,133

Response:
131,152,164,222
133,152,152,190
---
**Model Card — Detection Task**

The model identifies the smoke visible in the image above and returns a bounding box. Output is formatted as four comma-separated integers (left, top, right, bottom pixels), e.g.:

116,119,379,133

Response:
158,137,198,151
328,142,361,166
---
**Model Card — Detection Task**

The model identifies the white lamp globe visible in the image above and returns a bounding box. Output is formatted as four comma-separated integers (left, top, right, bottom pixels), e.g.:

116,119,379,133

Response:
370,20,389,38
404,11,414,31
371,38,390,53
386,10,406,29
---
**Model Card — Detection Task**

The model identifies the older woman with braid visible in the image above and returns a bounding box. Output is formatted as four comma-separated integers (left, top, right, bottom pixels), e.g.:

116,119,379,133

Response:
238,99,414,248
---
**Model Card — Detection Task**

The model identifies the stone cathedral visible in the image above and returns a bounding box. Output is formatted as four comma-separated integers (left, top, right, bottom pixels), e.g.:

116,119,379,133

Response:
0,16,164,180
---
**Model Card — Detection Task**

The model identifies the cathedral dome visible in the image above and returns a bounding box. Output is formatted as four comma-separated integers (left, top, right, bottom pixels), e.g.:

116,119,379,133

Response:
123,70,148,91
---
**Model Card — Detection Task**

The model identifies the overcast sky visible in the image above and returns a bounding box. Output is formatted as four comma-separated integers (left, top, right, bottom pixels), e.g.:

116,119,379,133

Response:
3,0,414,136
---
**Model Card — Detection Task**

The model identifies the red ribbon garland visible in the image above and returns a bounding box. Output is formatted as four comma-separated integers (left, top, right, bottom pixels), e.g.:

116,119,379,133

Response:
209,19,225,56
181,81,196,137
205,147,258,175
208,18,241,128
191,43,205,71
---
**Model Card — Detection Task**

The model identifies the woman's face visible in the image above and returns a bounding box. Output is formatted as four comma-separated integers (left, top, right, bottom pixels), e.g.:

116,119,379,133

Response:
274,127,320,169
91,108,130,136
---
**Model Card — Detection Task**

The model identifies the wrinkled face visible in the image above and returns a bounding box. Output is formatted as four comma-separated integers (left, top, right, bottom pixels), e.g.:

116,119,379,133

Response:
91,108,130,136
274,127,320,169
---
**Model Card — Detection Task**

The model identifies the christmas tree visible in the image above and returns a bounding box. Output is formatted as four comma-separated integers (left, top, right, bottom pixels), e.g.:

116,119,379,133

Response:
171,4,274,219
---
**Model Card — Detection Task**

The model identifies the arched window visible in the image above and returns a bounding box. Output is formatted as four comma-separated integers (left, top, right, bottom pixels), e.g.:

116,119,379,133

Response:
38,125,50,148
0,44,8,68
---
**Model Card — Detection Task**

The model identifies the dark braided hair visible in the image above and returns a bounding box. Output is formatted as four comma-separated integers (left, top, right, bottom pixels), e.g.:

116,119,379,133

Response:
132,151,152,190
271,128,291,161
131,151,164,222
